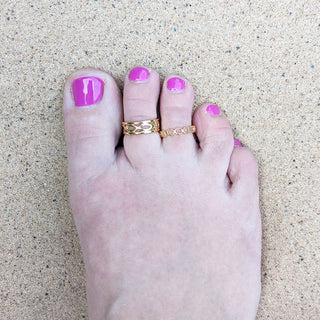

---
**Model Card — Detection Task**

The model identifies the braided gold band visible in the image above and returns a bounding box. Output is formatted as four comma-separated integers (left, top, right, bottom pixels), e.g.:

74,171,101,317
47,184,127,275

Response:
160,125,196,138
122,119,160,135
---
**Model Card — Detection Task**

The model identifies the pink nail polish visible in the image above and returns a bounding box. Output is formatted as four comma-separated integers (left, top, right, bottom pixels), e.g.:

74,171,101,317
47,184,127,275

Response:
129,67,150,82
72,77,104,107
234,139,242,147
206,105,220,115
167,77,185,92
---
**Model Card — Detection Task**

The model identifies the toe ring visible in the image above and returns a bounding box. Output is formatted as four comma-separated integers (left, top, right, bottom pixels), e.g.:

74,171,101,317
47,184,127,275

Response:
122,119,160,135
159,125,196,138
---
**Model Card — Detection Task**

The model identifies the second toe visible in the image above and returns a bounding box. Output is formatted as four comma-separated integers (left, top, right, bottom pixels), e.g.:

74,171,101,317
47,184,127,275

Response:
123,67,162,166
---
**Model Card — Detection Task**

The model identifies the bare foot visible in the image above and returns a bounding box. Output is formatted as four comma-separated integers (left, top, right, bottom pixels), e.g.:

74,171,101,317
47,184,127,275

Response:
63,67,261,320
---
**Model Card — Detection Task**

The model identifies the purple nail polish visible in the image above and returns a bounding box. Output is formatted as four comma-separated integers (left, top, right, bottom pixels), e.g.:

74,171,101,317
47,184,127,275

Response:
72,77,104,107
234,139,242,147
206,105,220,116
129,67,150,82
167,77,185,92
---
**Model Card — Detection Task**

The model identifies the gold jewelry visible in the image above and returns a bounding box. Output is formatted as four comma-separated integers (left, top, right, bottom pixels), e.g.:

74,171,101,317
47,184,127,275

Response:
122,119,160,135
160,125,196,138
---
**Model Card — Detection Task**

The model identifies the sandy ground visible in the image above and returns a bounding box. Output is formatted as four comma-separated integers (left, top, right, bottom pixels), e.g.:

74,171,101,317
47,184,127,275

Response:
1,1,320,319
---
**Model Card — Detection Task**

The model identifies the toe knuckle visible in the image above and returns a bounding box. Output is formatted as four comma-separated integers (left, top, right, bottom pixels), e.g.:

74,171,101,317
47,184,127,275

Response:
203,127,233,145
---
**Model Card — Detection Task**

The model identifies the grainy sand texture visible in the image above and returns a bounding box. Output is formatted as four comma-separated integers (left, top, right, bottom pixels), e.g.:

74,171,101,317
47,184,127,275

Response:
1,1,320,319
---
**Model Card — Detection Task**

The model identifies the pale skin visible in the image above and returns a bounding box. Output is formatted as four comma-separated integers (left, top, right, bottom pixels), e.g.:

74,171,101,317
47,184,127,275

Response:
63,67,261,320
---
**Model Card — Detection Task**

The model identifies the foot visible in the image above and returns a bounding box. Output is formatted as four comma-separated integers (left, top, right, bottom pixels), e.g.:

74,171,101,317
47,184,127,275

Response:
63,67,261,320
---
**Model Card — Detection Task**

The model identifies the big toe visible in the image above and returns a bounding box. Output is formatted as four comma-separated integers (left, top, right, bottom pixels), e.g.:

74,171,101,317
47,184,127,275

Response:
63,68,122,185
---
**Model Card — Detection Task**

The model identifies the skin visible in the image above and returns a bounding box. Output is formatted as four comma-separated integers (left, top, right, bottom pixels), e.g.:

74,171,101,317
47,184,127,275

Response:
63,67,261,320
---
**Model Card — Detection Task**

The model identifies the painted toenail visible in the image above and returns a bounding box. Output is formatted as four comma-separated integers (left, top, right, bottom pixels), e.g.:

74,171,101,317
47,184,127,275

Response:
167,77,185,92
206,104,220,115
72,76,104,107
234,139,242,146
129,67,150,82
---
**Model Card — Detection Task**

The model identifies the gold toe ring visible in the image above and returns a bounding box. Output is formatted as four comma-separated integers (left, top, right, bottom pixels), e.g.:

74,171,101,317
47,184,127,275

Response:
122,119,160,135
160,125,196,138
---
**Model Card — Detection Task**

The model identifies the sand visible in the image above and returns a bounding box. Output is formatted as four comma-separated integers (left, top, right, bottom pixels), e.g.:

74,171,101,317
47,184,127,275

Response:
1,1,320,319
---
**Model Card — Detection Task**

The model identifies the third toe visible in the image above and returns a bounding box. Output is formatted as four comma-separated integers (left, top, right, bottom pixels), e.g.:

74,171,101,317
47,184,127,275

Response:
160,75,197,155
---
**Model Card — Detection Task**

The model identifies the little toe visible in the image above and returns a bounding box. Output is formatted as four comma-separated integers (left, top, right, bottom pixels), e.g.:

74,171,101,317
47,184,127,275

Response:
228,144,259,199
63,68,122,184
123,67,162,165
193,104,234,182
160,75,197,155
227,145,261,252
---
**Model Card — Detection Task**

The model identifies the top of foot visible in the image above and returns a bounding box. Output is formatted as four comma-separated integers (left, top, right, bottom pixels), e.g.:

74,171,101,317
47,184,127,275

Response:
63,67,261,320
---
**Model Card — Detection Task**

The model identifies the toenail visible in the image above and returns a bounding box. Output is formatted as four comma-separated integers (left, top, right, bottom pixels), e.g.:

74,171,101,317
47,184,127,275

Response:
72,76,104,107
234,139,242,147
167,77,185,92
206,104,220,116
129,67,150,82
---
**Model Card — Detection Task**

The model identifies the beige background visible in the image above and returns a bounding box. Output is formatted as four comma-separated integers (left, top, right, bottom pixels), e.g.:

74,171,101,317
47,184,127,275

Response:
1,0,320,319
